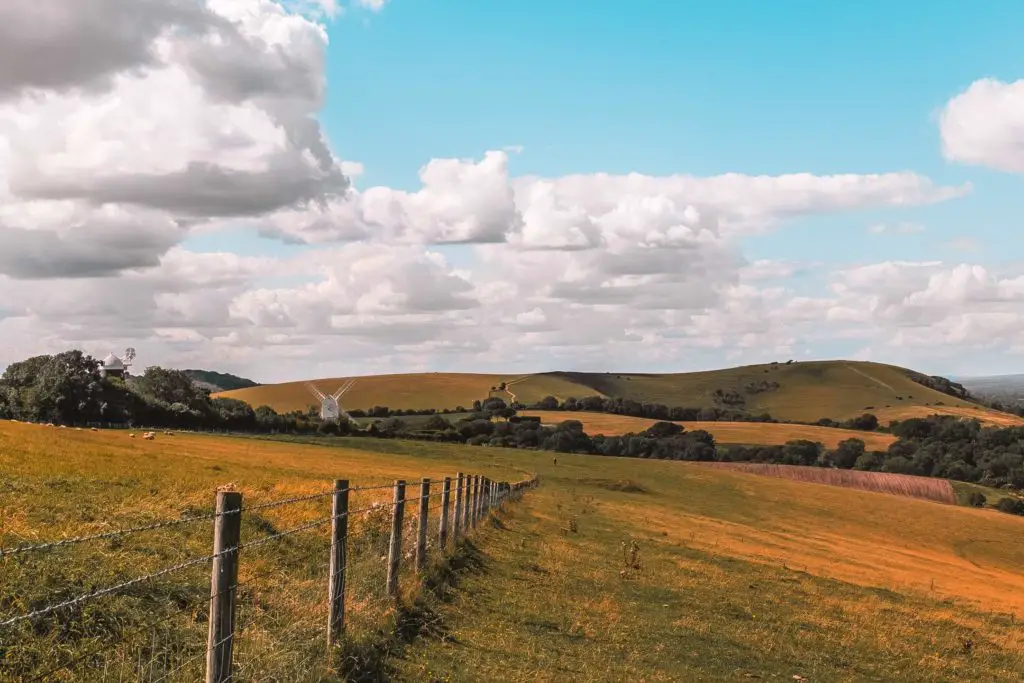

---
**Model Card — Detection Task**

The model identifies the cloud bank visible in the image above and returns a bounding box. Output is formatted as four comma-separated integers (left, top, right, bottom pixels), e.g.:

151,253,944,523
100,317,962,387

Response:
0,1,1015,381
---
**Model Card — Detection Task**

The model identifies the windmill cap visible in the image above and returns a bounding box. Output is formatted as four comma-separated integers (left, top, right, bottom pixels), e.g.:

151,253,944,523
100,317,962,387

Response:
102,353,124,369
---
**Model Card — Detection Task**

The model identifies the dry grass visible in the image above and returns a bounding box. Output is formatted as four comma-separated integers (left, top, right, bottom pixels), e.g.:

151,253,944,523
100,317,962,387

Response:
519,410,897,450
216,372,509,413
546,361,1009,423
7,417,1024,680
217,360,1017,428
698,462,957,504
600,461,1024,618
396,454,1024,681
0,420,524,681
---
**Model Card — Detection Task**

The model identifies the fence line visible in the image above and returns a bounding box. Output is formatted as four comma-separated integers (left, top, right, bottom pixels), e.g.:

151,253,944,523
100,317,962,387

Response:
0,471,539,681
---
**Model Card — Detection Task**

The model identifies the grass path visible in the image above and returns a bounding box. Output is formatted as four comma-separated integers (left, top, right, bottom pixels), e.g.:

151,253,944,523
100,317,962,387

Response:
845,362,896,393
391,476,1024,682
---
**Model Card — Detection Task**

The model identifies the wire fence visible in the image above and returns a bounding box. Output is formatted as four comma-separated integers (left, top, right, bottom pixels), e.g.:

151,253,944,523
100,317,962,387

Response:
0,472,538,682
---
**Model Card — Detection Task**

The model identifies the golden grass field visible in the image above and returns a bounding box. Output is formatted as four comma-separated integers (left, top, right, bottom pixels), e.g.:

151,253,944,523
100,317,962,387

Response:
217,360,1022,427
519,410,898,450
5,418,1024,680
873,402,1024,427
397,450,1024,681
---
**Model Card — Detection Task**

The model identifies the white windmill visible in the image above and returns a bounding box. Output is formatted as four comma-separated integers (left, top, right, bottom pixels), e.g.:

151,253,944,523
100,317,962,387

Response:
306,379,357,422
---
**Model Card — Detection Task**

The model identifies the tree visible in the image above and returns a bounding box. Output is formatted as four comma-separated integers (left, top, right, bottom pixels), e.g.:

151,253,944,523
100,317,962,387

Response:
536,396,559,411
781,440,822,467
134,367,209,412
481,397,507,411
832,438,866,469
845,413,879,431
423,415,452,431
643,421,684,439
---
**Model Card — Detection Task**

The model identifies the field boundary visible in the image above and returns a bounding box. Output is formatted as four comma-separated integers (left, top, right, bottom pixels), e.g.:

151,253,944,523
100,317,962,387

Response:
697,462,957,505
0,471,539,681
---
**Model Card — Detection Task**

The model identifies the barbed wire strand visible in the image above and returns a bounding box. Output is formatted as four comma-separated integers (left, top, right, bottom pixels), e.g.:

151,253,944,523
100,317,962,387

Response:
0,512,218,558
0,502,393,629
0,482,406,557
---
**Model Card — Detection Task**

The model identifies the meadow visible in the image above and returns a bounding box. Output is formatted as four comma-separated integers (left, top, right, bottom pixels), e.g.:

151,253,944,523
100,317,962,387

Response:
519,410,898,450
217,360,1023,427
3,419,1024,681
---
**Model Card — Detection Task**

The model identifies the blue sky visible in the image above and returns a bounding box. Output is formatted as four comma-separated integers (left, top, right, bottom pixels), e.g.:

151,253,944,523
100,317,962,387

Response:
4,0,1022,380
191,0,1023,265
171,0,1024,377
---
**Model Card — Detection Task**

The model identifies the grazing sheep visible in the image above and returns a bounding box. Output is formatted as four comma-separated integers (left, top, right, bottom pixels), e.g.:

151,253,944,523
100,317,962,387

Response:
129,433,136,438
143,432,155,440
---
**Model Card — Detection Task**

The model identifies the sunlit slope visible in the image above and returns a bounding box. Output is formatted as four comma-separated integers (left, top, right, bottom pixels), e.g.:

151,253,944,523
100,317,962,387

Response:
549,360,1021,423
5,419,1024,680
216,373,508,413
215,360,1023,425
520,410,897,450
396,447,1024,681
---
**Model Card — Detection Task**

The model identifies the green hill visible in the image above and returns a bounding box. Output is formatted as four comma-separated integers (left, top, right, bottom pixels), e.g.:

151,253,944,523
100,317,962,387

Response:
215,360,1023,425
184,369,260,393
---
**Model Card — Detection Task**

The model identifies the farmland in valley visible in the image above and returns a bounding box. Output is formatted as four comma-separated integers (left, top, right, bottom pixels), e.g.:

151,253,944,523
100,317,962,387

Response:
519,410,898,450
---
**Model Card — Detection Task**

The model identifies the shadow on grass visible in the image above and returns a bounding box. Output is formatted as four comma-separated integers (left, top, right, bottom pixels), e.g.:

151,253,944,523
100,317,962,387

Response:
335,533,493,682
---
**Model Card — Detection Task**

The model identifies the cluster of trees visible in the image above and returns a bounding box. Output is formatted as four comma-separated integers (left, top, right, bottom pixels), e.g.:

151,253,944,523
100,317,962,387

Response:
522,394,886,434
0,351,305,433
523,394,776,423
725,416,1024,489
366,409,720,461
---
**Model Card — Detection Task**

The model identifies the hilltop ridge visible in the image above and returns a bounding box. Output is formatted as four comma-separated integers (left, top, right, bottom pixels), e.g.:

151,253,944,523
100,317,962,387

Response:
214,359,1023,426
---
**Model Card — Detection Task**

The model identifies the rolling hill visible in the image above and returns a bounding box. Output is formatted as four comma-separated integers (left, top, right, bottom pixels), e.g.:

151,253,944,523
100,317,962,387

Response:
184,369,260,393
216,360,1023,426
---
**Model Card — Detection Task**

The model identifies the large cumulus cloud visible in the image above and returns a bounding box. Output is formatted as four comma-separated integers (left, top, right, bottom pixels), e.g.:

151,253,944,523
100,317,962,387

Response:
1,0,1014,380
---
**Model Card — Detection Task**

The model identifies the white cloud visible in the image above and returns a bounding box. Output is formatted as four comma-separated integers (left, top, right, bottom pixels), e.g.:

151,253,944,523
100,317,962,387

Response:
2,1,1016,380
868,222,925,235
0,0,347,280
354,0,388,11
940,77,1024,173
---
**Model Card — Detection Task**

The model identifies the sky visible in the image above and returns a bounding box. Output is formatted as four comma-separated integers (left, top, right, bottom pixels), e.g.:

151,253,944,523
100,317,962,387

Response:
1,0,1024,382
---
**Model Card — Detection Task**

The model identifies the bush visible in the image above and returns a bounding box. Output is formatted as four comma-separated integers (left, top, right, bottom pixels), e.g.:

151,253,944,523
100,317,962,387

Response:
968,491,987,508
995,497,1024,516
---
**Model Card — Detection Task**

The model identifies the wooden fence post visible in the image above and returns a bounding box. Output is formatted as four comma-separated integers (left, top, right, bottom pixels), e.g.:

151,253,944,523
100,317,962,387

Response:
439,476,451,550
471,476,480,529
482,479,489,515
462,475,473,532
327,479,348,647
386,480,406,598
415,478,430,574
206,490,242,683
454,472,465,539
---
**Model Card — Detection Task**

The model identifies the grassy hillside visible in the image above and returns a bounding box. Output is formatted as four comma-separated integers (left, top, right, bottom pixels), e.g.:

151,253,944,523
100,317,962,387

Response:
217,372,509,413
215,360,1022,426
519,410,898,450
550,360,1012,423
184,369,259,393
394,449,1024,681
4,419,1024,680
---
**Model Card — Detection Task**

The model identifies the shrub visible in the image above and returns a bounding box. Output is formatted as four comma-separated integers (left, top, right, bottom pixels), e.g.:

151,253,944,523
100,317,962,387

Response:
995,497,1024,516
968,491,987,508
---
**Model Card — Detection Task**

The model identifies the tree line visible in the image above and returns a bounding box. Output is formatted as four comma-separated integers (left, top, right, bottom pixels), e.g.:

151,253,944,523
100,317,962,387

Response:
3,351,1022,516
